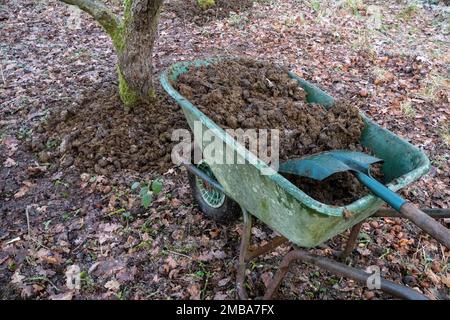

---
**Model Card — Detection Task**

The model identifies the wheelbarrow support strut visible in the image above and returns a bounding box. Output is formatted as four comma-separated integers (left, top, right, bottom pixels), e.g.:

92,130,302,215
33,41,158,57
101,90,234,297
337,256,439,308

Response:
237,209,429,300
180,159,450,300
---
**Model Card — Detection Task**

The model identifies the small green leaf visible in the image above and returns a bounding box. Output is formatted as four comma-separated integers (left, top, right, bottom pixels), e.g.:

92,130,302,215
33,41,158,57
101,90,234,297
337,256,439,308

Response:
151,179,163,194
141,193,153,209
131,182,140,191
122,211,132,221
139,186,149,197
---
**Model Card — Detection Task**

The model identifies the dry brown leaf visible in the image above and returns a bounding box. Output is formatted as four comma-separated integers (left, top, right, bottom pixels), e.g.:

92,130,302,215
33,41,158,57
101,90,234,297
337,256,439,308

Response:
441,274,450,288
11,270,25,285
36,248,63,265
104,279,121,292
166,256,177,269
187,283,200,300
261,272,273,288
14,181,35,198
3,157,16,167
50,291,74,300
425,269,440,285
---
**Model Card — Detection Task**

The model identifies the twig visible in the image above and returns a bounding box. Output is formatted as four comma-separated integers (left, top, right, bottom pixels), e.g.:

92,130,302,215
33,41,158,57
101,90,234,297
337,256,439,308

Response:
0,62,5,86
25,206,32,238
166,250,192,260
26,276,60,291
5,237,21,245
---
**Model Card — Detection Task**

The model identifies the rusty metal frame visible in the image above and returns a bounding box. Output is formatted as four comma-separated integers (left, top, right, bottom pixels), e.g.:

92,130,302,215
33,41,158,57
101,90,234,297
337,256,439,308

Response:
181,159,450,300
236,208,450,300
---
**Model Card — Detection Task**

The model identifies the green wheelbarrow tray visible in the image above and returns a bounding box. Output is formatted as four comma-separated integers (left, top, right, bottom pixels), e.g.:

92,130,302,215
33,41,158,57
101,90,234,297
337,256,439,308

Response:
160,57,430,248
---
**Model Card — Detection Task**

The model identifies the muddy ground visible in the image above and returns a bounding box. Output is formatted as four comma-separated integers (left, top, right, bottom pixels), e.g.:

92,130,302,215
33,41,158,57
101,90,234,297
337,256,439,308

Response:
167,0,254,25
32,87,187,175
1,0,449,300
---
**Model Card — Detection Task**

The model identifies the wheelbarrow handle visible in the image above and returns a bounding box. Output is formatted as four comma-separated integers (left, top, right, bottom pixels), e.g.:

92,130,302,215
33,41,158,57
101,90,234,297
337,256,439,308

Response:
399,203,450,249
354,171,450,249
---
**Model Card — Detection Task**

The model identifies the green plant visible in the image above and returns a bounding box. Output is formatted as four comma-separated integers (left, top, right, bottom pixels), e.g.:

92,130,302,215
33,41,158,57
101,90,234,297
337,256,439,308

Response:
46,139,58,150
284,16,296,27
43,219,53,231
80,270,94,288
439,126,450,146
400,100,416,118
398,3,419,21
18,126,32,140
419,72,447,102
192,262,212,299
131,179,164,209
228,12,247,27
197,0,215,10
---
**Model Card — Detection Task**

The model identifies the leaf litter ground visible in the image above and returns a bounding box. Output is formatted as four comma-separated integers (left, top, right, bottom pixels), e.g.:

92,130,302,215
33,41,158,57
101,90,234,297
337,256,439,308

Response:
1,0,449,300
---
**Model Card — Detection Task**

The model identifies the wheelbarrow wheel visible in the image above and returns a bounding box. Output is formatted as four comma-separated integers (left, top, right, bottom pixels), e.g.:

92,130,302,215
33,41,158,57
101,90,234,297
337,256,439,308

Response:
187,161,240,223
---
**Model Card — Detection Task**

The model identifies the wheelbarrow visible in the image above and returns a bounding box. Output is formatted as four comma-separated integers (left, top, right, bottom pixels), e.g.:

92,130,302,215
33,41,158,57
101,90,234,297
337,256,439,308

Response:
160,57,450,300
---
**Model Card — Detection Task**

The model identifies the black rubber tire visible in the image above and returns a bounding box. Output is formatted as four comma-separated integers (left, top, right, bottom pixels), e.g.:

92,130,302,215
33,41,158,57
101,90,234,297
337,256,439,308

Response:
187,169,241,224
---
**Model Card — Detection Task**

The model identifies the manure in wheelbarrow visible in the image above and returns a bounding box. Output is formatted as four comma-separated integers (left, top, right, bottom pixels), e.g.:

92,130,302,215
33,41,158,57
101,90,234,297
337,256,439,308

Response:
174,58,380,206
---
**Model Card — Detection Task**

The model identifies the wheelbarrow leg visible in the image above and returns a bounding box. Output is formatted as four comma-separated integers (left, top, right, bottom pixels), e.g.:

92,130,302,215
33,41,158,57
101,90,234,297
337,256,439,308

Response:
246,236,288,262
236,208,252,300
263,249,428,300
340,221,364,260
236,208,289,299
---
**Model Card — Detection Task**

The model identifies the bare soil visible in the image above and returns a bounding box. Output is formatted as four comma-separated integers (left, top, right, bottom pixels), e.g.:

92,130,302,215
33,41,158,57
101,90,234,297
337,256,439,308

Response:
26,86,187,175
166,0,253,25
175,58,370,205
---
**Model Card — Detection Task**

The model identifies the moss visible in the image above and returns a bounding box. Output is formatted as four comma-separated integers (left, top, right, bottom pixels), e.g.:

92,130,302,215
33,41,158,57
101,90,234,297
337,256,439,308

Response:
197,0,215,9
118,67,139,107
110,0,133,52
111,24,125,53
148,88,156,100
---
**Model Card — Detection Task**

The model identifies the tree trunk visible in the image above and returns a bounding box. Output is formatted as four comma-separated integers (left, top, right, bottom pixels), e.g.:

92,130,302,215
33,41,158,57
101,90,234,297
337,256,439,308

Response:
60,0,163,107
116,0,163,106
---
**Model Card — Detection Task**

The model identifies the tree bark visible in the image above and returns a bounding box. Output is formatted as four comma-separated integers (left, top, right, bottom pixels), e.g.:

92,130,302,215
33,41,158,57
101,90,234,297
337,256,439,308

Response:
59,0,163,107
117,0,163,106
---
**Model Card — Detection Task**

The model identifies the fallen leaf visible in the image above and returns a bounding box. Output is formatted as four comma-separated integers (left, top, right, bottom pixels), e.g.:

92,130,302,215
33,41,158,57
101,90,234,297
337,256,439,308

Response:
261,272,273,288
187,283,200,300
11,270,25,285
26,164,47,176
441,275,450,288
166,256,177,269
214,291,228,300
14,181,35,198
104,279,121,292
3,136,18,156
218,277,230,287
50,291,73,300
3,157,16,167
101,222,120,233
36,248,63,265
425,269,440,285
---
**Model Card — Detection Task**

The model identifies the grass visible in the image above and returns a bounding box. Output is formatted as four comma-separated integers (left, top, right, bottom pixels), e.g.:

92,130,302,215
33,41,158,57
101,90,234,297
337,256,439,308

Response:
371,66,388,82
439,126,450,146
419,72,448,102
253,0,276,5
366,5,383,30
343,0,365,15
283,16,296,28
400,100,416,118
191,262,213,299
310,0,321,13
227,12,248,28
398,3,419,21
431,154,448,170
350,29,376,57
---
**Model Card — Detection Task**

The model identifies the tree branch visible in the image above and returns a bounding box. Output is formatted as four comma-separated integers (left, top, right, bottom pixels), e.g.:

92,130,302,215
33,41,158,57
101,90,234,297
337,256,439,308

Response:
59,0,120,36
